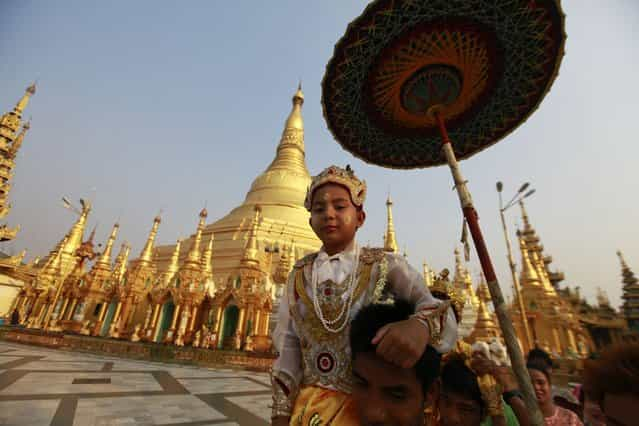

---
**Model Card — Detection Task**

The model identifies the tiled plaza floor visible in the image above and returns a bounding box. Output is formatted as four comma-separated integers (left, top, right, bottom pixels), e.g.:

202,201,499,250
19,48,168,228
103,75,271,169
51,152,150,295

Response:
0,341,271,426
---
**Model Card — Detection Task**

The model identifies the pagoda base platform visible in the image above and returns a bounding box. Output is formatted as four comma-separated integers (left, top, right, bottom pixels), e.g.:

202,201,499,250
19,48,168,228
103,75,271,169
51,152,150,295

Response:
0,326,275,372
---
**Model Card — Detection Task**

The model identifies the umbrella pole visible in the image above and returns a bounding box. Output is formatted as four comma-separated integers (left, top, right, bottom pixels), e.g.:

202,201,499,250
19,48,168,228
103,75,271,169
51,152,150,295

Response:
435,112,543,426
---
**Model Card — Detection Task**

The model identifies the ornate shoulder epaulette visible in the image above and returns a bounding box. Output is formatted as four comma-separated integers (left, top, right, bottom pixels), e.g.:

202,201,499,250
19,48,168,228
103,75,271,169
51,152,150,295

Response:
294,252,318,269
360,247,386,264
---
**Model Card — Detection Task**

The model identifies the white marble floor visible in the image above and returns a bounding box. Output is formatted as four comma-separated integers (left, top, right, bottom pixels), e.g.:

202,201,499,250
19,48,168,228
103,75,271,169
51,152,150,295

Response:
0,341,271,426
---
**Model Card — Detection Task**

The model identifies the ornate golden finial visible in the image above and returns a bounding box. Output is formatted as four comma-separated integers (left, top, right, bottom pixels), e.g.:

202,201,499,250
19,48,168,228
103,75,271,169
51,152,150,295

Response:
476,273,492,303
519,199,532,231
112,242,130,283
87,223,98,243
95,223,119,266
518,231,539,286
166,238,182,277
617,250,628,268
242,205,261,264
285,83,304,131
139,215,161,264
60,199,91,262
9,120,30,158
423,259,433,287
186,208,207,265
201,234,214,276
596,287,610,307
383,195,399,253
14,83,36,116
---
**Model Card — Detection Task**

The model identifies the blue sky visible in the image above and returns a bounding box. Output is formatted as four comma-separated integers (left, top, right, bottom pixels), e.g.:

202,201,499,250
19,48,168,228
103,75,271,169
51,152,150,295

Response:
2,0,638,308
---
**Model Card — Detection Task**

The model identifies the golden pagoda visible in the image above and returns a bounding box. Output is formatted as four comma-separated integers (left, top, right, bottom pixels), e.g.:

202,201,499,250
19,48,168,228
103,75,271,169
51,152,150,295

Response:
154,85,321,281
109,215,161,338
0,84,36,317
0,84,35,245
383,195,399,253
511,201,592,357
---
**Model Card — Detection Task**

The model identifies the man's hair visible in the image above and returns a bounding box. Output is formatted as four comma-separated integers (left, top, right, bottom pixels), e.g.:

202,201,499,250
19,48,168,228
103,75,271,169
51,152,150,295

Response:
350,299,441,394
583,342,639,404
527,358,552,382
527,348,554,370
440,356,485,415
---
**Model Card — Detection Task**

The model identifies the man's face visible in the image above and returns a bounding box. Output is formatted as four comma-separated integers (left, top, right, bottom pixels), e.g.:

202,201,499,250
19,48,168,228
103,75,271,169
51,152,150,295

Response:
602,393,639,426
436,386,483,426
310,184,364,253
352,351,425,426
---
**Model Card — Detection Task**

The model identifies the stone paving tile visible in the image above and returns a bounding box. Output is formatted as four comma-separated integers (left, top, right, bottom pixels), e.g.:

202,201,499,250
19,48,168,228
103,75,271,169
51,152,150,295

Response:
73,394,226,425
0,356,23,366
225,394,272,421
1,372,162,395
178,377,268,394
13,360,106,371
0,399,59,426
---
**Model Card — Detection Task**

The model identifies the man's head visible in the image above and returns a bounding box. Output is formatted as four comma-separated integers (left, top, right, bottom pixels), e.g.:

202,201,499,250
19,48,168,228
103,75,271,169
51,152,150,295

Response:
436,356,485,426
583,343,639,426
306,166,366,254
350,300,440,426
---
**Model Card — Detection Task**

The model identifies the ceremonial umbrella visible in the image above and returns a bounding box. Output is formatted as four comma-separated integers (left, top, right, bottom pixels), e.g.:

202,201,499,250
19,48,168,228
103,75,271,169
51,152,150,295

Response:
322,1,565,423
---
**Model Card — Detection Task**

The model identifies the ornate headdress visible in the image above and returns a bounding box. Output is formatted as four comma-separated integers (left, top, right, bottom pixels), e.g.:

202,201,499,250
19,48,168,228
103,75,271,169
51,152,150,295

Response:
304,165,367,211
429,269,466,323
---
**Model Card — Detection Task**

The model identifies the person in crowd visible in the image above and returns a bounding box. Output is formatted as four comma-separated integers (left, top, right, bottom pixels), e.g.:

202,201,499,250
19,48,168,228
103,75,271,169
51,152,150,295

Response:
527,358,582,425
583,342,639,426
350,299,441,426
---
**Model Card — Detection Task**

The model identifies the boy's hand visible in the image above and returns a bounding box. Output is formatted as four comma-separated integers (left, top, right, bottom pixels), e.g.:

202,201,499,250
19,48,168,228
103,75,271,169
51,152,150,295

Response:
371,318,429,368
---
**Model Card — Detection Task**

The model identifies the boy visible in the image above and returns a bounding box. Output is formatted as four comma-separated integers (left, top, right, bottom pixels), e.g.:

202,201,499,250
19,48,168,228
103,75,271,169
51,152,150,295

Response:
350,299,441,426
271,165,457,425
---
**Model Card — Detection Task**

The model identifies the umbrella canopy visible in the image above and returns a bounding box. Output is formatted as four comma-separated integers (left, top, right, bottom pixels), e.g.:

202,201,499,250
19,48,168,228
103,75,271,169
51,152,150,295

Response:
322,0,566,169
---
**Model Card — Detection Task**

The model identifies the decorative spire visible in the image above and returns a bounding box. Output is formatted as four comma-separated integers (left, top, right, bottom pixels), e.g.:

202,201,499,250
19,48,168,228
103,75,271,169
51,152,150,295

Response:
112,242,130,283
518,231,540,286
14,83,36,117
423,260,433,287
167,239,182,277
9,120,30,158
242,205,261,265
530,248,555,296
617,250,639,330
201,234,214,276
476,274,492,304
95,223,119,267
186,208,207,265
383,195,398,253
453,247,466,283
519,199,532,231
139,215,161,264
242,85,310,207
596,287,610,308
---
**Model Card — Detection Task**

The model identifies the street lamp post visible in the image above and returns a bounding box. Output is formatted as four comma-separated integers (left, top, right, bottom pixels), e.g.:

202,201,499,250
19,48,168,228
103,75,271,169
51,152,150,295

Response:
497,182,535,352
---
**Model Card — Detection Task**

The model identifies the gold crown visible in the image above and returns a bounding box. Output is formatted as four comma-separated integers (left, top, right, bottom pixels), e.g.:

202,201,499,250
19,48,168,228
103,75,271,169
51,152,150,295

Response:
429,274,466,323
304,165,367,211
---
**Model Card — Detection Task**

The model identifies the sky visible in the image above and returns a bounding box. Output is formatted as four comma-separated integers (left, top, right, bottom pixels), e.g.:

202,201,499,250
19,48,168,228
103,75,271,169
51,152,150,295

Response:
1,1,638,309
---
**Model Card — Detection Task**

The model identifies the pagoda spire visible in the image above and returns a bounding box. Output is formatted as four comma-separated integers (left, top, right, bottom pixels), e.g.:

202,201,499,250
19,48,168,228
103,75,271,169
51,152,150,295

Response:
8,120,29,158
112,242,130,283
383,195,398,253
201,234,214,277
518,231,540,286
243,85,310,206
617,250,639,330
185,208,207,266
167,239,182,277
139,215,161,264
242,205,261,265
14,83,36,117
95,223,119,267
